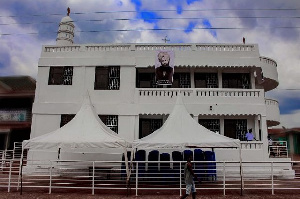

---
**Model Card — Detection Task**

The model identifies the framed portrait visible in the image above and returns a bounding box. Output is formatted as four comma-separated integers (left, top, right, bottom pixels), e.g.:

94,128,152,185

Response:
155,50,175,85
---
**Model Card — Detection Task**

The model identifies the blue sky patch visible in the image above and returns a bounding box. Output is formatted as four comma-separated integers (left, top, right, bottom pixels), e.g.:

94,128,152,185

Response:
131,0,142,10
279,97,300,114
185,21,197,33
139,10,160,23
203,19,217,37
187,0,203,5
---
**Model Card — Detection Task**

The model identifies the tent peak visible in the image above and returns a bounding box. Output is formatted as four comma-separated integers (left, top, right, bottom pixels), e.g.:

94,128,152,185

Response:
82,90,93,106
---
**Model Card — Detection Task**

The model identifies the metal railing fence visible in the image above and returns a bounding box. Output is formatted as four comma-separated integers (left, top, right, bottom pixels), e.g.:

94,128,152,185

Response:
1,159,299,196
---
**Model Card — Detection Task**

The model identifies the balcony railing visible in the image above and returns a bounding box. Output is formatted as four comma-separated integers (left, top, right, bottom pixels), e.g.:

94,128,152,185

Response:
44,43,258,53
138,88,262,98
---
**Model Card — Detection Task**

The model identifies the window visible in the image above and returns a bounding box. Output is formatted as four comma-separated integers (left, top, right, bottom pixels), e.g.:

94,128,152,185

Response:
60,114,75,127
136,70,163,88
222,73,250,89
199,119,220,133
195,73,218,88
99,115,118,133
48,66,73,85
139,118,163,138
224,119,247,140
172,73,191,88
95,66,120,90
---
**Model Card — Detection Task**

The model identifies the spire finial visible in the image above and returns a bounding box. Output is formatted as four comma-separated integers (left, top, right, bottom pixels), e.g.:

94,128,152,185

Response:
67,7,70,16
162,36,170,43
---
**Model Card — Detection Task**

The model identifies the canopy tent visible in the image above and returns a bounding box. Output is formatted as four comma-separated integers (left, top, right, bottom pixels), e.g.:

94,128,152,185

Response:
23,93,129,150
133,95,240,150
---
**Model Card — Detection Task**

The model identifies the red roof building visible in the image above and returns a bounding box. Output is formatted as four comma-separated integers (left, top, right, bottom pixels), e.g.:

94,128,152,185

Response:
0,76,36,150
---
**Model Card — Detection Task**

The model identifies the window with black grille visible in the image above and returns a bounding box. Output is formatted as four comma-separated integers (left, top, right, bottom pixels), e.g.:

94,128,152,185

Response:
139,118,163,138
136,70,163,88
222,73,250,89
99,115,118,133
60,114,75,127
48,66,73,85
172,73,191,88
199,119,220,133
95,66,120,90
224,119,247,140
195,73,218,88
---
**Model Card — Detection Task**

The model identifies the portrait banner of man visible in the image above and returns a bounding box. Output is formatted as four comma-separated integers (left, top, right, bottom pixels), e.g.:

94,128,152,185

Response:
155,50,174,85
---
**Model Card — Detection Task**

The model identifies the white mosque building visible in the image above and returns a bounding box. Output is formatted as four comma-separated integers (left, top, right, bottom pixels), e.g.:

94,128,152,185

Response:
29,11,288,168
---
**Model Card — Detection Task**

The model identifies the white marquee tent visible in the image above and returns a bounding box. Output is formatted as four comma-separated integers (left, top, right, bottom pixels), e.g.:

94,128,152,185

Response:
23,93,129,151
133,94,240,150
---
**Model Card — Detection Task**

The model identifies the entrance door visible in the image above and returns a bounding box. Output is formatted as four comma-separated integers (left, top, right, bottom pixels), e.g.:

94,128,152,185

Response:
224,120,236,139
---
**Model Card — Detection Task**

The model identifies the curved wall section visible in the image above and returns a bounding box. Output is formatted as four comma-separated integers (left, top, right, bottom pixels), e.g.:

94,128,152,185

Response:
265,98,280,126
259,57,279,91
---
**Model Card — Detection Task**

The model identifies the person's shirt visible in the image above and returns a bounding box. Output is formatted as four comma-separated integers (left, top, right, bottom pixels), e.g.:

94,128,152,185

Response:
184,162,194,184
245,132,254,141
268,138,273,145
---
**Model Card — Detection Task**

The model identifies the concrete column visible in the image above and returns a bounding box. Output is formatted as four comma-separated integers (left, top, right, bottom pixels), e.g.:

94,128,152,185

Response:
254,115,259,141
251,69,256,89
190,68,195,88
134,115,139,139
218,68,222,88
260,115,269,159
220,116,225,136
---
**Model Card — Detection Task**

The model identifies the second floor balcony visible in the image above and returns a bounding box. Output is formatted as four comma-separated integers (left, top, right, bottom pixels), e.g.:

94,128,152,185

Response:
135,88,266,116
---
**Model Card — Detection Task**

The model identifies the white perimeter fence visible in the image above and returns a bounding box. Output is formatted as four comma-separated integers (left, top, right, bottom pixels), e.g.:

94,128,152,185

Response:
1,159,300,196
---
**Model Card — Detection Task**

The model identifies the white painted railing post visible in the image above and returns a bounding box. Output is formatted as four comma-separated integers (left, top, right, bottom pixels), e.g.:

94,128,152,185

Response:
180,161,182,196
271,162,274,195
223,161,226,196
92,161,95,195
8,160,12,192
136,162,138,196
49,161,52,194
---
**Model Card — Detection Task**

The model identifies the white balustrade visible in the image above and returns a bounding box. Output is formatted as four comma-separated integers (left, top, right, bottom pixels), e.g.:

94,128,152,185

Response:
241,141,263,149
260,56,277,67
43,44,257,53
138,88,262,98
44,46,80,52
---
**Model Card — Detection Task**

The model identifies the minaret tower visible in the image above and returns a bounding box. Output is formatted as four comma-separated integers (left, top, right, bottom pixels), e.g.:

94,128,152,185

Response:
56,7,75,45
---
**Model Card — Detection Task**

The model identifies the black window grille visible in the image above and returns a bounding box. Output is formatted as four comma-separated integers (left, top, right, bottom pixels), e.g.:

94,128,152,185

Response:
172,73,191,88
99,115,118,133
139,118,163,138
95,66,120,90
195,73,218,88
199,119,220,133
222,73,250,89
136,71,163,88
48,66,73,85
224,119,247,140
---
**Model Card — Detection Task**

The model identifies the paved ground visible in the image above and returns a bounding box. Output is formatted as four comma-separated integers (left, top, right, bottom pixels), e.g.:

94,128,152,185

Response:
2,188,300,199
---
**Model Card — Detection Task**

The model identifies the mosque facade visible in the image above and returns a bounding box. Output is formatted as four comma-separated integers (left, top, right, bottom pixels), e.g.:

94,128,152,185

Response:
30,12,283,163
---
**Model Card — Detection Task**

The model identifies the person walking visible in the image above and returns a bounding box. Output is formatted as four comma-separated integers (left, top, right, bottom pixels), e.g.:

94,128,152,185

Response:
181,155,200,199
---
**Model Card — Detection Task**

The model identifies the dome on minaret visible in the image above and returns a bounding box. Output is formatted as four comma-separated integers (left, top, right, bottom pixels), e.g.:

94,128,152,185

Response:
56,7,75,45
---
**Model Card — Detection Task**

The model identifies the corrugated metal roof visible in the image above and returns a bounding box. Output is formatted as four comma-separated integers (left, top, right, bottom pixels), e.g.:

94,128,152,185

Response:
0,76,36,92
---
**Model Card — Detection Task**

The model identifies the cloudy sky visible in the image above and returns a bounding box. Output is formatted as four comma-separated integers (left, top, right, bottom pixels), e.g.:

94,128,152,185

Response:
0,0,299,128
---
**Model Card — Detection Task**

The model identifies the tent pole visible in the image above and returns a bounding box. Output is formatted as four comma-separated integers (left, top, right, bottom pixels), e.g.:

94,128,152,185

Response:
239,145,243,196
17,144,24,192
